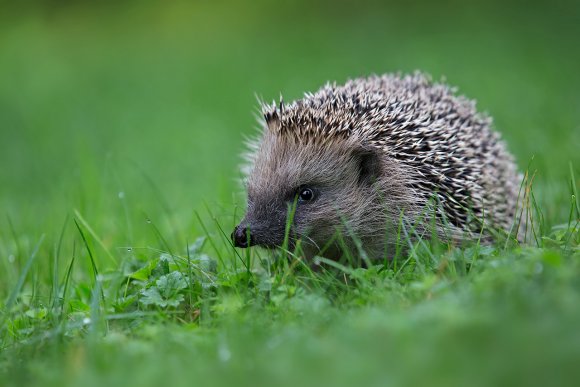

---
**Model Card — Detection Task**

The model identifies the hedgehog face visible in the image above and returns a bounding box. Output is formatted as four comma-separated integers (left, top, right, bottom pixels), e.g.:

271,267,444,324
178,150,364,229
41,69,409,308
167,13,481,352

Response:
232,130,382,260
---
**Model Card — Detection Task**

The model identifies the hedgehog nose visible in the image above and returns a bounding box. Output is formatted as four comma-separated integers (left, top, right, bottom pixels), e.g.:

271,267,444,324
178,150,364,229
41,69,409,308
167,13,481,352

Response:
232,224,252,248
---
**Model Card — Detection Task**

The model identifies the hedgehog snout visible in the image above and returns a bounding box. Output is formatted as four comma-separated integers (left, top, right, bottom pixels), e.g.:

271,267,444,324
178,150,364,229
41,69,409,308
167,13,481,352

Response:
232,223,254,248
232,207,289,249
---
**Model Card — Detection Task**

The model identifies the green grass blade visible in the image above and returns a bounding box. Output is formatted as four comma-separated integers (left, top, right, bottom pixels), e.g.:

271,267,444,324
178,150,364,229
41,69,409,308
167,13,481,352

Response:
74,209,117,265
0,234,45,333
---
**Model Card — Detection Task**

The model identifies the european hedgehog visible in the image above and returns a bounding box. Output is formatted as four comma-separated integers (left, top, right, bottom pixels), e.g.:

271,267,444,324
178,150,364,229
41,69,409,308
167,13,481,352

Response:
232,72,522,261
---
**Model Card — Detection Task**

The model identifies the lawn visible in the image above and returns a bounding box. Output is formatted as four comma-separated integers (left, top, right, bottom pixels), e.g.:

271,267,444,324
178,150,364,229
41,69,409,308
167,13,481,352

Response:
1,1,579,386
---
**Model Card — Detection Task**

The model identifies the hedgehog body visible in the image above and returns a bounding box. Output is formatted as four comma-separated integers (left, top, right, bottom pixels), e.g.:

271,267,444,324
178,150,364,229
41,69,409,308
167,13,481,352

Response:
233,73,522,261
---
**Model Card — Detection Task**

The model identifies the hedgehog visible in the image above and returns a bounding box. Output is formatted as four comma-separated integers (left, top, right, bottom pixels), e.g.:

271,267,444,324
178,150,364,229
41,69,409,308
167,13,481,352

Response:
232,72,523,261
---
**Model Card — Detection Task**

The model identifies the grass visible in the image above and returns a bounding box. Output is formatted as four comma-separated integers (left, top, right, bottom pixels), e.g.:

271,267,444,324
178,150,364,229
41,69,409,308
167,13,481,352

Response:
1,1,580,386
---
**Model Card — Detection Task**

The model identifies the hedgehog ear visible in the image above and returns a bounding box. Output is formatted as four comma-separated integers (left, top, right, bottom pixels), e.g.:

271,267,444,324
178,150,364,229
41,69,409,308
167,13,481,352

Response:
354,148,381,186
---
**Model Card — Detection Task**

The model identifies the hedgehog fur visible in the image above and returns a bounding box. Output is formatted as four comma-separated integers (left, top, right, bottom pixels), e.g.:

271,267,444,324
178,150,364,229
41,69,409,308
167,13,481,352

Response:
233,72,523,261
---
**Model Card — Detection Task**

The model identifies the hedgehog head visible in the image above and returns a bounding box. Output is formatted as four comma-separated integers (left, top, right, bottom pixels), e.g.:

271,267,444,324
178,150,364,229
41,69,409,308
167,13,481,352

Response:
232,103,383,259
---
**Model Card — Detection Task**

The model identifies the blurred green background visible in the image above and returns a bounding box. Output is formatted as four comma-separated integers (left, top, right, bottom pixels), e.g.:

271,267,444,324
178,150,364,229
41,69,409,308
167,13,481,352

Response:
0,0,579,251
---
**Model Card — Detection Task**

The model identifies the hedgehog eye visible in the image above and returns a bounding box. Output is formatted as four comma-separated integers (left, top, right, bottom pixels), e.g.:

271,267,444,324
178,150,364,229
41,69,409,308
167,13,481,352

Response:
297,187,315,203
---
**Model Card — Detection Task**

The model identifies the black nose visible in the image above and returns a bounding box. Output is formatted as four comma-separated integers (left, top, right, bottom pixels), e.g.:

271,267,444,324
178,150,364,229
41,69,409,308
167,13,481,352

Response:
232,225,252,248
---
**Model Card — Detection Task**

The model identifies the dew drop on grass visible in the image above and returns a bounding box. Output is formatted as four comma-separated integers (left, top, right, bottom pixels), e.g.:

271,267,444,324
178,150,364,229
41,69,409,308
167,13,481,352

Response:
83,318,91,325
146,219,152,224
8,254,15,263
127,247,132,252
118,191,125,199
